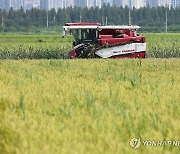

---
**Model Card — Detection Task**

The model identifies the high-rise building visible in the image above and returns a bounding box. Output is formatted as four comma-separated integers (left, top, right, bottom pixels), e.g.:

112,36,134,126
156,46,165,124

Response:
102,0,113,6
40,0,58,10
133,0,146,8
33,0,40,8
74,0,87,7
86,0,101,8
0,0,5,9
171,0,180,8
146,0,171,7
66,0,74,8
113,0,146,8
158,0,171,7
95,0,102,8
24,0,33,10
40,0,48,9
113,0,123,7
87,0,94,7
3,0,24,10
24,0,40,10
146,0,159,7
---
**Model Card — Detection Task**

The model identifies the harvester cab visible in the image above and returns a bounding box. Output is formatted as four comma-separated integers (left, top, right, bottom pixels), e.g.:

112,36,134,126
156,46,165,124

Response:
63,22,146,59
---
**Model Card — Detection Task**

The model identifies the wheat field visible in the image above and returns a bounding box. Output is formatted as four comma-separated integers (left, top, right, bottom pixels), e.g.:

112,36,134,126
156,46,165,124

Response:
0,59,180,154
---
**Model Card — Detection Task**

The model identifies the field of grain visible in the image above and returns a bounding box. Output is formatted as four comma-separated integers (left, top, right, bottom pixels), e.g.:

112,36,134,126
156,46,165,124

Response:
0,33,179,59
0,34,73,59
0,59,180,154
146,33,180,58
0,33,180,153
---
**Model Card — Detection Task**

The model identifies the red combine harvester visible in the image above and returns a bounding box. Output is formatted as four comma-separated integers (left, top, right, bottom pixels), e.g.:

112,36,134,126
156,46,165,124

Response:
63,22,146,58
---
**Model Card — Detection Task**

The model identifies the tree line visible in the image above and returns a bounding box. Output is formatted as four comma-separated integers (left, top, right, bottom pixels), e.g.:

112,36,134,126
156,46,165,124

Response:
0,5,179,32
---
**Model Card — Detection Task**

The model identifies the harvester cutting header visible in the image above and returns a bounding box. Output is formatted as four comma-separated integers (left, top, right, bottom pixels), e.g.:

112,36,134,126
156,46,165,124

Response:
63,22,146,59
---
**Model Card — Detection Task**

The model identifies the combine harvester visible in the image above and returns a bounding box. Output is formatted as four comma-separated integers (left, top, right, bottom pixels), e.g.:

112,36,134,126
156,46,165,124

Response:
63,22,146,59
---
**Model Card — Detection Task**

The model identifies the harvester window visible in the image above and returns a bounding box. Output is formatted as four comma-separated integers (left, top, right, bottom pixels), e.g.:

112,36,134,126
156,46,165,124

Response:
72,29,81,41
72,29,96,42
86,29,96,41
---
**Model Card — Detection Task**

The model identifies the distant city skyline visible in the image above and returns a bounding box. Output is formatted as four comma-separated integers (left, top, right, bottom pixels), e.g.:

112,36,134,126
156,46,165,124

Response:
0,0,179,11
